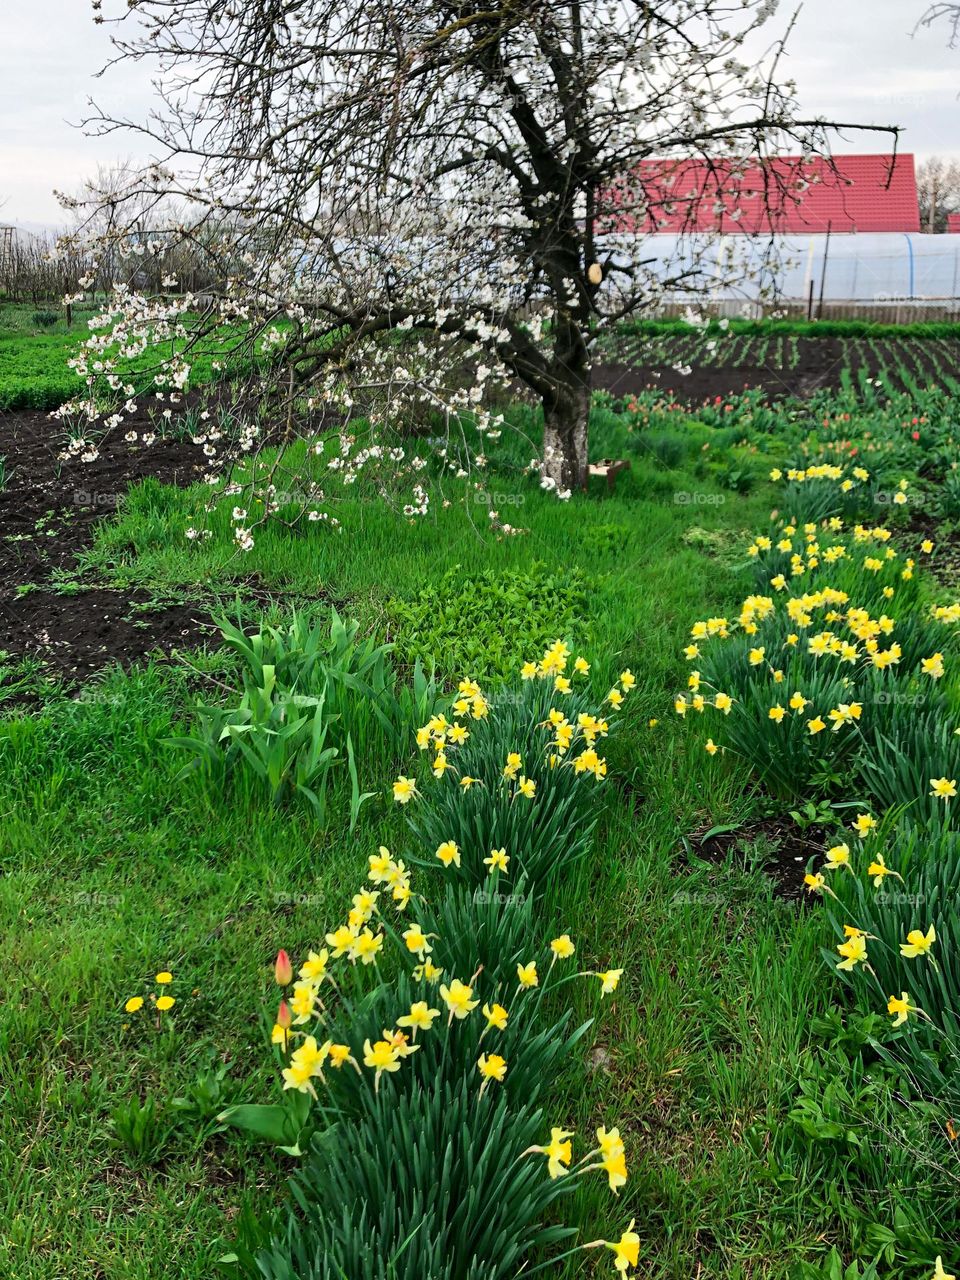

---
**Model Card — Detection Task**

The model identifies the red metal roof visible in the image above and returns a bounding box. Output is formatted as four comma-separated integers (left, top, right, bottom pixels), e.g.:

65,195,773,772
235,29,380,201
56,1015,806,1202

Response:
600,154,919,235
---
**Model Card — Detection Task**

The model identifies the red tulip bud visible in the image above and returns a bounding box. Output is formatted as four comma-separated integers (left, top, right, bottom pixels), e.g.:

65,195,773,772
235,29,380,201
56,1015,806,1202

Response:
277,999,292,1029
274,949,293,986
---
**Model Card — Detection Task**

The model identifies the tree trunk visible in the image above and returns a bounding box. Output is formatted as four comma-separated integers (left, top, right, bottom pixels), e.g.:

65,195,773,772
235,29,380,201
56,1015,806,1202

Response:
541,363,592,493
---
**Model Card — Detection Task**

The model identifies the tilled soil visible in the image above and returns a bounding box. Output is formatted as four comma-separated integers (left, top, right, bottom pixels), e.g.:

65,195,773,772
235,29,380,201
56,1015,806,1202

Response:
592,336,852,402
0,406,215,688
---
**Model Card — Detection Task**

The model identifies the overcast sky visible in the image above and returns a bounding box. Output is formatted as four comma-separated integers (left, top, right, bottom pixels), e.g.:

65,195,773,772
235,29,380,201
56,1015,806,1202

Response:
2,0,959,226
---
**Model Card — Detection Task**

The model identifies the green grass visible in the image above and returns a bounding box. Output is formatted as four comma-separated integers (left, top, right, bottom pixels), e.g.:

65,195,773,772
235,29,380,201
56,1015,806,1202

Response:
1,376,953,1275
0,301,249,411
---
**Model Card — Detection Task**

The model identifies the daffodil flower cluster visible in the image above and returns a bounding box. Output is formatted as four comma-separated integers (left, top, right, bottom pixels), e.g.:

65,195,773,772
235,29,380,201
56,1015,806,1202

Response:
396,645,634,809
676,518,960,806
267,844,625,1103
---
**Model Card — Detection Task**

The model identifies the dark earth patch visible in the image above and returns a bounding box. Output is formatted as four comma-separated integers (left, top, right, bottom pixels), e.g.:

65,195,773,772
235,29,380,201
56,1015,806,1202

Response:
593,335,850,403
4,587,216,685
681,814,827,901
0,404,216,689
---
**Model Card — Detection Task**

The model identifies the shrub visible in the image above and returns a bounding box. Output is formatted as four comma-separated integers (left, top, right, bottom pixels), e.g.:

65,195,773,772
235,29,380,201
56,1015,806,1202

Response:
167,608,444,819
387,564,590,681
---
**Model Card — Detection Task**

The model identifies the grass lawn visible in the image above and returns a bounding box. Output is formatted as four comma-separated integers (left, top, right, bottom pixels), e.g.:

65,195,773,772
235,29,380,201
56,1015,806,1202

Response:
2,358,956,1278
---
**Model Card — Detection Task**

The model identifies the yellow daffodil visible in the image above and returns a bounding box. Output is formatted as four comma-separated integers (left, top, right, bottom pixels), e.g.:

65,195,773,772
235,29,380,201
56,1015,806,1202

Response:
397,1001,440,1032
482,1002,508,1030
526,1127,574,1178
402,925,432,959
836,933,868,971
393,775,418,804
824,843,850,871
550,934,576,959
436,840,461,868
477,1052,507,1083
596,968,623,996
517,961,539,989
484,847,509,874
440,979,479,1019
900,925,936,959
887,992,920,1026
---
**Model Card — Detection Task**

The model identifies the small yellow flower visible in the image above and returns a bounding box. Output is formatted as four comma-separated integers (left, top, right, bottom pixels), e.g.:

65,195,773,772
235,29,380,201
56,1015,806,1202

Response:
440,979,479,1019
482,1002,509,1030
124,996,144,1014
768,705,786,723
393,775,418,804
527,1127,573,1178
836,933,868,971
155,994,176,1012
867,855,900,887
477,1052,507,1082
484,847,510,874
705,738,719,755
824,843,850,871
155,972,173,985
605,1220,640,1274
853,813,877,837
804,872,825,894
887,992,920,1026
931,777,957,802
397,1001,441,1032
517,775,536,799
436,840,461,868
900,925,936,959
402,925,432,959
517,961,539,988
550,934,575,959
596,968,623,996
807,716,826,735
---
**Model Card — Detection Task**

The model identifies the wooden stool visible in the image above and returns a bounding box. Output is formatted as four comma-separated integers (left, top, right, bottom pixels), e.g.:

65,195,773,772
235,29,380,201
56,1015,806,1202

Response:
588,458,630,493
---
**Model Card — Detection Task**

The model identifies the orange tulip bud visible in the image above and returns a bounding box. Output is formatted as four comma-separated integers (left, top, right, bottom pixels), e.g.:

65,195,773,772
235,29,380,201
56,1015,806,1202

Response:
277,999,292,1029
274,949,293,986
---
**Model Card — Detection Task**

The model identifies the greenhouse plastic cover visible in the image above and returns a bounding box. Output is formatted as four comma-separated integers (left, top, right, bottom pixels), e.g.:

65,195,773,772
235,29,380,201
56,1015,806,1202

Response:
600,233,960,302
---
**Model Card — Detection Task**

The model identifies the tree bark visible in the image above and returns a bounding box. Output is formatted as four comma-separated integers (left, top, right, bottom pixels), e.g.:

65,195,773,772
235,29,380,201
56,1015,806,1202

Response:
541,361,592,492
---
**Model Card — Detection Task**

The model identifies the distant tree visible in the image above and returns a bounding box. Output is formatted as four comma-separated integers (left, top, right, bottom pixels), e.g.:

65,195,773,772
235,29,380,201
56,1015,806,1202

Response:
916,156,960,232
